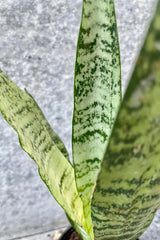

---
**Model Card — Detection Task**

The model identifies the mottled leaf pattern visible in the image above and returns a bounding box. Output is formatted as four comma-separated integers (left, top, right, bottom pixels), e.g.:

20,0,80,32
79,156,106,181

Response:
24,88,70,162
72,0,121,235
1,1,160,240
0,72,89,237
92,1,160,240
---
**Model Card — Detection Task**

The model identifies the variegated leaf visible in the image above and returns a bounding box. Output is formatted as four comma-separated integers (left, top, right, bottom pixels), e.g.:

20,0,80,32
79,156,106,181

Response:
92,1,160,239
72,0,121,235
0,71,90,239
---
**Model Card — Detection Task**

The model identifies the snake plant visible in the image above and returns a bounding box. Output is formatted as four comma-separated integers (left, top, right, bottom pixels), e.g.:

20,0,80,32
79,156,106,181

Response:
0,0,160,239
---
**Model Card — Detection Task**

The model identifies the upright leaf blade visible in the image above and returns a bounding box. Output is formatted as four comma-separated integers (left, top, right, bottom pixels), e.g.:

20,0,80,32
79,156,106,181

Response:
72,0,121,234
0,71,88,237
92,1,160,239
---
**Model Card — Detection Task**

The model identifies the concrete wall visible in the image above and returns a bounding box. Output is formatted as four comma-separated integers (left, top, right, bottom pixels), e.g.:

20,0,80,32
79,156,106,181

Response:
0,0,157,239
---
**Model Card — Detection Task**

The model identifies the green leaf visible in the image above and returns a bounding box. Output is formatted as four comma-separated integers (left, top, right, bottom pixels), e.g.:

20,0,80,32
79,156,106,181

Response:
0,71,88,237
24,87,70,162
72,0,121,235
92,1,160,240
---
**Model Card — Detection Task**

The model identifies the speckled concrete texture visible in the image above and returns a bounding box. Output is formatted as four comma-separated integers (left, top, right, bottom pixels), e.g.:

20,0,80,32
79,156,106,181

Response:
0,0,158,239
140,210,160,240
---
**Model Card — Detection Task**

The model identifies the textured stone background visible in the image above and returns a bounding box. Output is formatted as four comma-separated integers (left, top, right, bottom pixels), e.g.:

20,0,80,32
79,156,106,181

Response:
0,0,159,239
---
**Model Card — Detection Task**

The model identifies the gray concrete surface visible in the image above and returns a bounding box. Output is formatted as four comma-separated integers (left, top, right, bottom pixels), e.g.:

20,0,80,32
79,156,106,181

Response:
8,228,67,240
0,0,159,239
140,210,160,240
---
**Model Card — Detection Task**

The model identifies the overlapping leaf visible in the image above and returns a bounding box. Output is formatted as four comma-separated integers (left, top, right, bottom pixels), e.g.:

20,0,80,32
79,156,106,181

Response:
0,71,89,238
72,0,121,235
92,1,160,239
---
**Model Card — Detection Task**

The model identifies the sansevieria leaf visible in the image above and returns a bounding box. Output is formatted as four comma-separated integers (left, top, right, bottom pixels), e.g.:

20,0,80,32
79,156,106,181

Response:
92,1,160,239
0,71,89,238
72,0,121,235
